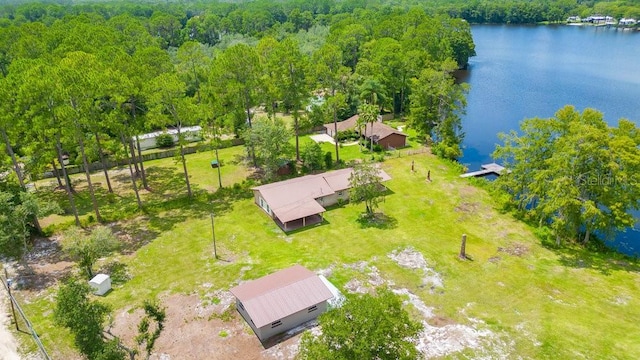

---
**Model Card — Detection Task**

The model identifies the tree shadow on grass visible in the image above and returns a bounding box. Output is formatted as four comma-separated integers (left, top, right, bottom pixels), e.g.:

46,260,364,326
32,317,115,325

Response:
110,219,161,255
144,165,195,200
11,238,74,291
38,164,256,256
356,212,398,230
541,239,640,276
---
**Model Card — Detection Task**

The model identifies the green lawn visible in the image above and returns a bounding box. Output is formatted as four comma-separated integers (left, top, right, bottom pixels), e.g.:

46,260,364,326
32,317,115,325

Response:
15,144,640,359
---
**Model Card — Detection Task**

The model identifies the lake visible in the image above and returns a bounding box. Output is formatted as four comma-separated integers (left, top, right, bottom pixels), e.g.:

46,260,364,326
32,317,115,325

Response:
459,24,640,256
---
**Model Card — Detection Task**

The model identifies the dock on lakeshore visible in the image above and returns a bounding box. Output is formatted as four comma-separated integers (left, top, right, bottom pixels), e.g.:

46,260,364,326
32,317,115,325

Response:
460,163,507,178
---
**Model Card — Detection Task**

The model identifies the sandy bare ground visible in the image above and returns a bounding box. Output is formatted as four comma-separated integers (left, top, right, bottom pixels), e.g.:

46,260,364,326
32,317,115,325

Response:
338,248,515,359
0,288,21,360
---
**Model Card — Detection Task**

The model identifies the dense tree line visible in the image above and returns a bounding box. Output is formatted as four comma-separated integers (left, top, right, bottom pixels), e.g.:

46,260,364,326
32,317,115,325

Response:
0,0,638,34
441,0,640,24
0,1,474,257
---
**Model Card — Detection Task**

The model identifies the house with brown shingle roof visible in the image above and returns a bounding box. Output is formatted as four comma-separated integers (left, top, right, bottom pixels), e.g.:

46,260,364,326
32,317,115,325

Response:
229,265,334,342
323,115,407,149
252,167,391,231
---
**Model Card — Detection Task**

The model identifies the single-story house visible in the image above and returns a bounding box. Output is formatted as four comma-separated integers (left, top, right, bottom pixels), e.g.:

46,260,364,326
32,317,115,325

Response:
323,115,407,149
229,265,334,342
252,167,391,231
134,126,202,151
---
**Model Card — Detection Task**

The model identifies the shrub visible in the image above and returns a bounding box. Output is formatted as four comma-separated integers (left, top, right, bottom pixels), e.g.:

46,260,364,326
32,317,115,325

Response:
302,142,324,172
155,133,174,148
337,129,359,142
324,151,333,169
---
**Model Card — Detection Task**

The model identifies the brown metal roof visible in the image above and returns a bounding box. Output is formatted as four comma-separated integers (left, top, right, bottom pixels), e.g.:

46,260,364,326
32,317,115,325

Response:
362,121,407,141
323,115,358,134
324,115,407,141
254,174,334,213
252,168,392,224
229,265,333,328
319,167,353,192
274,198,326,223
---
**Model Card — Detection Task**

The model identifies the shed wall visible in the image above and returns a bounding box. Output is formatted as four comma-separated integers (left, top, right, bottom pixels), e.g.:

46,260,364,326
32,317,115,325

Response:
255,300,328,341
378,133,406,149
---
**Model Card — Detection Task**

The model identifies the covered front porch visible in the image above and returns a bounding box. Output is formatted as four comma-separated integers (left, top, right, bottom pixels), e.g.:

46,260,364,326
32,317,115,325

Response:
275,213,324,232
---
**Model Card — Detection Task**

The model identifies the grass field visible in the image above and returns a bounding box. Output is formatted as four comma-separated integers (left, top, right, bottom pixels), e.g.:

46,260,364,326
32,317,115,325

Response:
13,139,640,359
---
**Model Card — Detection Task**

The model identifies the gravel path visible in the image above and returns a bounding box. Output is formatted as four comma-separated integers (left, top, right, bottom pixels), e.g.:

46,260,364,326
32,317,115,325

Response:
0,288,21,360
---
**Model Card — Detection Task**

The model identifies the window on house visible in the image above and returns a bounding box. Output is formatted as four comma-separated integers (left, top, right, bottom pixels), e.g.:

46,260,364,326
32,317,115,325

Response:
337,191,343,196
238,302,245,311
271,320,282,328
308,305,318,313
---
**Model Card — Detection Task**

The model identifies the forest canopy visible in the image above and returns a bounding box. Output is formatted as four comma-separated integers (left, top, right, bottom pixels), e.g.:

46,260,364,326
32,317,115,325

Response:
0,0,638,29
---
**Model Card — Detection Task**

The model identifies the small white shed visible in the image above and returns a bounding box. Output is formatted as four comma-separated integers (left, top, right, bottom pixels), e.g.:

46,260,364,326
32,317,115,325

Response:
89,274,111,296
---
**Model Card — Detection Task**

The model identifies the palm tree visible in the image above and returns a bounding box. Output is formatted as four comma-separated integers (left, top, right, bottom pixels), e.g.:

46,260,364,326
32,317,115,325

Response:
359,78,387,113
358,103,379,153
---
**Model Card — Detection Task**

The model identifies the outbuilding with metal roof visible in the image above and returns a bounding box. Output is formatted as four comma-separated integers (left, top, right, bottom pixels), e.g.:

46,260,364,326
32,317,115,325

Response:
229,265,334,342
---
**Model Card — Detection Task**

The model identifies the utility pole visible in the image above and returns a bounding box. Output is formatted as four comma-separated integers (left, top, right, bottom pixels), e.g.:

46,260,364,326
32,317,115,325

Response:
215,147,222,188
210,213,218,259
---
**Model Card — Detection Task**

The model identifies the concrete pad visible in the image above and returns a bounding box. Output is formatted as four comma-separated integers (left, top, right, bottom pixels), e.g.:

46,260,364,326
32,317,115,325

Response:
310,134,335,145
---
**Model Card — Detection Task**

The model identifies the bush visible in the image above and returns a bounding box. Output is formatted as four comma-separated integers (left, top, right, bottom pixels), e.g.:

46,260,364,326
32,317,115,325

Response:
324,151,333,169
302,142,324,172
337,129,359,142
432,142,461,160
155,133,174,148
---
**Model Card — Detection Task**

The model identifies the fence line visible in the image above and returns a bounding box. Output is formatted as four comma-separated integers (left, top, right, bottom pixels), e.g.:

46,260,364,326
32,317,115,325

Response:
41,138,245,180
1,269,50,360
393,146,429,157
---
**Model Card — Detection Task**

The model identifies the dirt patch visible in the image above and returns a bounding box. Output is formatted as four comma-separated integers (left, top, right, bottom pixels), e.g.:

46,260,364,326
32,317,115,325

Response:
392,288,435,319
388,248,444,292
611,295,631,306
342,261,387,294
498,242,530,257
458,185,478,197
6,237,74,292
107,292,309,360
111,219,158,254
417,323,496,358
454,201,480,213
428,315,457,327
392,287,510,358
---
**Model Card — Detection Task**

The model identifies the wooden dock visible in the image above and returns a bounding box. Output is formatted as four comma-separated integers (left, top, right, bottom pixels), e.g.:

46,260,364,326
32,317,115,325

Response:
460,163,507,178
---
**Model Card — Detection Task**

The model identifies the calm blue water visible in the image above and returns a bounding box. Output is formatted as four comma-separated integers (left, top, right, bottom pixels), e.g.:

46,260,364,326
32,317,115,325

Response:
459,25,640,256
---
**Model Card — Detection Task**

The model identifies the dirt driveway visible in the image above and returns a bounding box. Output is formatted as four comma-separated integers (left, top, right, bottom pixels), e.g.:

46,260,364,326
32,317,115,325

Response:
0,288,21,360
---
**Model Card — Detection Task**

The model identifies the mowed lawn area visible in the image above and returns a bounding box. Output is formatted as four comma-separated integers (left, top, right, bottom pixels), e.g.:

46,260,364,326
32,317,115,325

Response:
17,141,640,359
